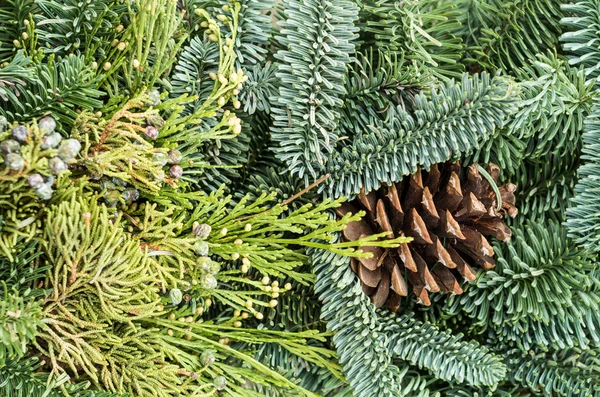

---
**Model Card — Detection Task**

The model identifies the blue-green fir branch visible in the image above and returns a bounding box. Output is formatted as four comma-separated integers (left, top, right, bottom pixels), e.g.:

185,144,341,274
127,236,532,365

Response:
566,101,600,253
561,0,600,85
445,220,600,351
271,0,359,182
309,232,506,397
324,72,518,198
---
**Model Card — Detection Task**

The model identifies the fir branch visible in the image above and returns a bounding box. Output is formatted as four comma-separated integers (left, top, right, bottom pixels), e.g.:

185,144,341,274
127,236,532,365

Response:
358,0,465,79
0,358,62,397
0,54,103,127
454,0,563,72
445,220,600,351
341,50,435,135
310,242,431,397
0,51,34,103
233,0,274,68
509,52,594,159
0,239,45,296
0,0,36,62
561,0,600,85
0,285,43,365
309,232,506,397
513,154,578,221
505,348,600,397
240,62,278,115
386,315,506,387
34,0,123,60
566,101,600,253
464,130,526,178
0,357,124,397
271,0,359,182
169,36,219,115
325,72,518,198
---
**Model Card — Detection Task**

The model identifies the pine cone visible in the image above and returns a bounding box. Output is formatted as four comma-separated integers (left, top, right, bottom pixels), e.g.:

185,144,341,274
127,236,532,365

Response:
336,162,518,310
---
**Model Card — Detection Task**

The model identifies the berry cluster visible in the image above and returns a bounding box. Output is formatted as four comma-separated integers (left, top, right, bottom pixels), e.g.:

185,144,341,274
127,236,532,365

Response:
0,116,82,200
99,177,141,207
166,222,218,308
150,149,184,180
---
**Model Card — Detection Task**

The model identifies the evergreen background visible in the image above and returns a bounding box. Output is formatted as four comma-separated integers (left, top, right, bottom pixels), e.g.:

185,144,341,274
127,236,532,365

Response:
1,0,600,396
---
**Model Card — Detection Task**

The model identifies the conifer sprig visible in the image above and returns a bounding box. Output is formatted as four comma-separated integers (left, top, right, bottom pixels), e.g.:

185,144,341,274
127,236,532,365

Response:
325,72,518,198
271,0,359,182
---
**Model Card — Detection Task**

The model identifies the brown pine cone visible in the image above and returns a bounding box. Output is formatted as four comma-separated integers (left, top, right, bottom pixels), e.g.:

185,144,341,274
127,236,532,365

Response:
336,161,518,310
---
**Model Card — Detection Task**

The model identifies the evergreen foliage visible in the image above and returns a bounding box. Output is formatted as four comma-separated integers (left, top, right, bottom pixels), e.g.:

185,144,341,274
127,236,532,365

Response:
505,347,600,397
566,102,600,253
325,72,518,198
357,0,465,78
0,285,42,365
509,52,593,159
2,0,600,396
310,233,506,397
453,0,563,72
561,0,600,84
445,220,600,351
0,53,103,127
271,0,359,182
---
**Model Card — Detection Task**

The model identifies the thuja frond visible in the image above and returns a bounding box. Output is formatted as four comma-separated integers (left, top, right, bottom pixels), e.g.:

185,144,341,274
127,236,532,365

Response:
100,0,187,96
270,0,359,182
0,118,90,258
0,54,102,127
74,95,175,196
566,101,600,253
325,72,518,198
249,343,346,397
561,0,600,85
36,195,164,386
358,0,465,79
196,122,250,193
445,220,600,351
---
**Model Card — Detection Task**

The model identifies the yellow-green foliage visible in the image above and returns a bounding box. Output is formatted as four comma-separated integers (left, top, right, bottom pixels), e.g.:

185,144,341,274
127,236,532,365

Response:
32,189,400,396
